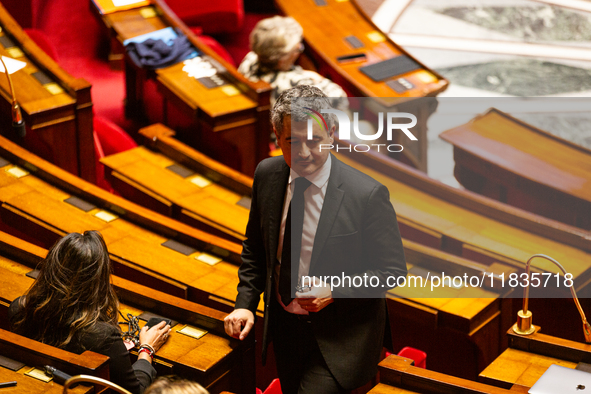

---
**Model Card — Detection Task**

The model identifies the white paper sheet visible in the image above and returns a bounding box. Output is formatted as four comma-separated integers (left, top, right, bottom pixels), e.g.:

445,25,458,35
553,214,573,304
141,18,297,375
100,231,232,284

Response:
0,56,26,74
112,0,145,6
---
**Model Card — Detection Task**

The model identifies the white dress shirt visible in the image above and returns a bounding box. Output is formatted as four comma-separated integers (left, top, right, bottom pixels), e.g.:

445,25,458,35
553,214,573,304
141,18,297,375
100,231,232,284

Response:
275,155,332,314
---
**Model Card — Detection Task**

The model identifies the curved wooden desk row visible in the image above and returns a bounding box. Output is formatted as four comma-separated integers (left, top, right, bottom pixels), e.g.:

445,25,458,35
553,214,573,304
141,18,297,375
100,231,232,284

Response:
90,0,271,176
0,230,254,394
0,132,255,314
480,326,591,392
0,3,94,182
440,108,591,231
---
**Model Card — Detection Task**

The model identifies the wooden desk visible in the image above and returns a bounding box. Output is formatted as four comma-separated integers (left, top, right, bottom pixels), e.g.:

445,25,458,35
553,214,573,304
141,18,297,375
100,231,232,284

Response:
0,3,94,181
101,124,252,242
91,0,271,176
0,368,92,393
0,230,255,394
372,355,522,393
479,327,591,391
440,108,591,230
274,0,447,170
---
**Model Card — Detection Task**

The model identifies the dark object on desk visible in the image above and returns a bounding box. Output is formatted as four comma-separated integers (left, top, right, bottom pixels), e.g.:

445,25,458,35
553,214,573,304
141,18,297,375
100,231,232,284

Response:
236,196,252,210
344,35,364,49
387,78,415,93
161,239,197,256
26,269,40,279
359,55,421,82
44,365,71,385
166,163,195,178
64,196,97,212
0,355,25,372
31,71,53,86
139,311,178,328
336,53,367,64
0,35,15,48
577,362,591,373
313,0,327,6
0,157,8,167
0,381,17,388
126,34,195,70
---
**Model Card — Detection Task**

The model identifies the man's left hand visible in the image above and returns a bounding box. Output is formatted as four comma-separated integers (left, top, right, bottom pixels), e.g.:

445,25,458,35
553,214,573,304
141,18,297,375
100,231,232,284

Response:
296,277,333,312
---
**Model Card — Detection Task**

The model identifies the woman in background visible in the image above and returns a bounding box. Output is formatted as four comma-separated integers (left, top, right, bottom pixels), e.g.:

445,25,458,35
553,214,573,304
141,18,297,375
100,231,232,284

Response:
238,16,348,110
9,230,171,394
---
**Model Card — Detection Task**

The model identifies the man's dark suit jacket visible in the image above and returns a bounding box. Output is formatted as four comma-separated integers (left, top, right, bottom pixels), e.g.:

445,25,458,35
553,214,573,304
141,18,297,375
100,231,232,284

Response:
235,154,407,390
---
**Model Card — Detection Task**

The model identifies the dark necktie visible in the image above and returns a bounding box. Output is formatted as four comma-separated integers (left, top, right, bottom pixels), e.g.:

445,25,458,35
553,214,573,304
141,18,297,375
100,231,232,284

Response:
279,176,312,306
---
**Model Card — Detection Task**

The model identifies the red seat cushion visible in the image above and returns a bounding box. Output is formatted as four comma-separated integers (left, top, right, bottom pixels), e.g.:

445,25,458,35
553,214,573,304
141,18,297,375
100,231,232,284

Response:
93,117,137,157
165,0,244,35
263,379,282,394
93,117,137,192
24,29,59,61
190,28,236,67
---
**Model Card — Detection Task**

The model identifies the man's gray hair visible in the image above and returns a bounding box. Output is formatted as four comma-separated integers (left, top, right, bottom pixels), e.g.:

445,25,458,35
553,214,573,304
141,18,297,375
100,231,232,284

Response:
271,85,338,136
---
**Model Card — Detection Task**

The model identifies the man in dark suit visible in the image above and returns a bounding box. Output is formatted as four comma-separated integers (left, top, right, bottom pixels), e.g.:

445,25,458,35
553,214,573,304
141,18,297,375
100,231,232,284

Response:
224,85,407,393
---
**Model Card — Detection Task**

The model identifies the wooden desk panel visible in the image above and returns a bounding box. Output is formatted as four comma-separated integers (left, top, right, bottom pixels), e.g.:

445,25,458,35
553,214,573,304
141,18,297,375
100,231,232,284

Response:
0,230,254,394
377,355,520,394
0,368,91,394
0,3,94,181
440,108,591,230
480,347,577,389
478,327,591,391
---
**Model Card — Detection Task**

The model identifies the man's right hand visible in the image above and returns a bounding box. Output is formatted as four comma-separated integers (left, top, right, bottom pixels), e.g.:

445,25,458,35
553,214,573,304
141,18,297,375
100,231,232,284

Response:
224,308,255,340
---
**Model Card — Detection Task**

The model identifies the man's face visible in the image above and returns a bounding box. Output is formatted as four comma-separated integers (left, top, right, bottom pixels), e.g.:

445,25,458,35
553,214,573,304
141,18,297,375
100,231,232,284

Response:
275,115,334,177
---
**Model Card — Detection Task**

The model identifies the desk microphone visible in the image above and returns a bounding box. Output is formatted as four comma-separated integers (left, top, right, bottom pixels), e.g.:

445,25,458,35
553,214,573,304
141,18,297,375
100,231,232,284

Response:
513,254,591,342
0,56,26,137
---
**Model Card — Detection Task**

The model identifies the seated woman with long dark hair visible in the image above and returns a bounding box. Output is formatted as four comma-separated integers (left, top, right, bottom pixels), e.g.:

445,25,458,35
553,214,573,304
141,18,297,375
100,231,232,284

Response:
9,231,171,394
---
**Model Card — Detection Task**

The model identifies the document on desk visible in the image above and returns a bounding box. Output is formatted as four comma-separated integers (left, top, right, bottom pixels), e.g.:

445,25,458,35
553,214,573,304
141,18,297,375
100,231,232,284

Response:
112,0,146,6
0,56,26,74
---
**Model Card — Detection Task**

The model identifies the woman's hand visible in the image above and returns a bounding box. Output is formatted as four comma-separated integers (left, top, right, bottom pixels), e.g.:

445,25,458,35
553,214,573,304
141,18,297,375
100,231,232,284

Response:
139,320,171,353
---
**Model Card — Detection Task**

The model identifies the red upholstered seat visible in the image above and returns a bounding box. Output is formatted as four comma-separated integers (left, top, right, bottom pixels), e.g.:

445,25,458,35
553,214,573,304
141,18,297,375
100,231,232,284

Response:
263,378,282,394
164,0,244,35
392,347,427,369
93,116,137,192
190,28,236,66
24,29,59,61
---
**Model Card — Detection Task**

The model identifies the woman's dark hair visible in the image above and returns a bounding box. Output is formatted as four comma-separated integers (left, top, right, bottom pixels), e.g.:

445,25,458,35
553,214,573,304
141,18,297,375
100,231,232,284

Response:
11,231,119,348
